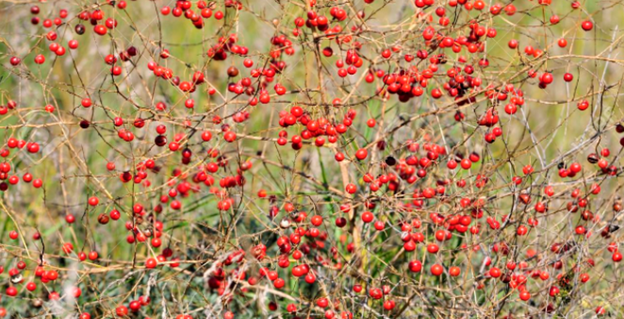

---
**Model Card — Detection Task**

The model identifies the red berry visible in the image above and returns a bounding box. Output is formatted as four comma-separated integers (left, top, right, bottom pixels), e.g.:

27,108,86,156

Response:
581,20,593,31
355,149,368,160
430,264,444,276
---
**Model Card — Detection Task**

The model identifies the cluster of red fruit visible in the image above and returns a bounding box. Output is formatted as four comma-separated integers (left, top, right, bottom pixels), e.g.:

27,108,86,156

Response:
160,0,241,29
0,0,621,318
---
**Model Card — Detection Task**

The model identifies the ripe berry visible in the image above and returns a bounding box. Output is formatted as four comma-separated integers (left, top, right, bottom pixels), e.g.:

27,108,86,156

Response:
88,196,99,206
34,54,45,64
81,98,92,108
581,20,593,31
449,266,461,277
489,267,501,278
6,286,17,297
26,282,37,291
430,264,444,276
361,211,374,223
145,258,158,269
355,149,368,160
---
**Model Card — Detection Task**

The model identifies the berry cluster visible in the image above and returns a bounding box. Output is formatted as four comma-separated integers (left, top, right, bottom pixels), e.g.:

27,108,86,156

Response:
0,0,623,318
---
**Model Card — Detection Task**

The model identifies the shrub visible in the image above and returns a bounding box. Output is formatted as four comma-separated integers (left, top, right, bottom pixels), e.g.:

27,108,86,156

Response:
0,0,623,318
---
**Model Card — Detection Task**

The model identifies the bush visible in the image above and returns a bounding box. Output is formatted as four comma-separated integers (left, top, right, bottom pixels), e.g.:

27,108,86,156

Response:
0,0,623,318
